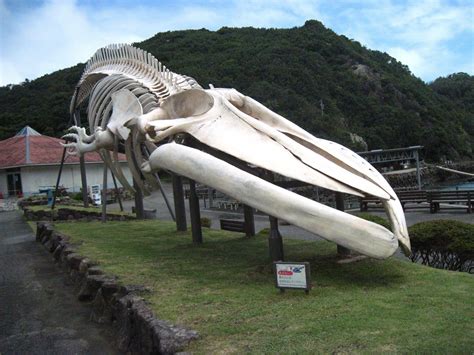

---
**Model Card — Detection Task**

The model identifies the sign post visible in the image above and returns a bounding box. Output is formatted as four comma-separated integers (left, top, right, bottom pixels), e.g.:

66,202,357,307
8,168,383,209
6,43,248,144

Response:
274,262,311,294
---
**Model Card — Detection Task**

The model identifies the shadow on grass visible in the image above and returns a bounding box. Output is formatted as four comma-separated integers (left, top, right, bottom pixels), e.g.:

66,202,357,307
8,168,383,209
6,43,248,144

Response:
161,231,408,290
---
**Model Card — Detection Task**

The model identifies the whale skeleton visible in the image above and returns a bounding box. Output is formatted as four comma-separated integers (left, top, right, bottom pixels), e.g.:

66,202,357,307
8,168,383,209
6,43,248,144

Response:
63,44,410,259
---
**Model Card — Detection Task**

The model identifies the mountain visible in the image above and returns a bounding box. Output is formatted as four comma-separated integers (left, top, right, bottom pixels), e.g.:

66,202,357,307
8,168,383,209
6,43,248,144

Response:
0,20,472,161
429,73,474,156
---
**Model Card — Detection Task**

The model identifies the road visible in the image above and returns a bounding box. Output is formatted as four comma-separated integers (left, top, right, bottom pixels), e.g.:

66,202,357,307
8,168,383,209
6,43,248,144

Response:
0,211,119,354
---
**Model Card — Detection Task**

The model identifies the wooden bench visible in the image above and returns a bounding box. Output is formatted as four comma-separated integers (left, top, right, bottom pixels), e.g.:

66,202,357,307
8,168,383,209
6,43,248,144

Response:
397,190,428,210
220,219,246,233
427,190,473,213
361,190,429,211
359,195,382,211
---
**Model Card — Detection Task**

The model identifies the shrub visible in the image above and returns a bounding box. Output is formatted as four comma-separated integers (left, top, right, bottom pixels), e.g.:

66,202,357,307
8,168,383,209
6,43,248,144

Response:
72,192,83,201
355,212,391,230
200,217,212,228
257,228,270,237
408,220,474,273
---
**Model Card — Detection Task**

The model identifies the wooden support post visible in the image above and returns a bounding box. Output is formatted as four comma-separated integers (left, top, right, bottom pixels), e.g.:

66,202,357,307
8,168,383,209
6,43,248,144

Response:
268,216,284,261
415,150,422,190
133,179,145,220
243,204,255,237
111,171,123,212
172,174,187,231
208,187,214,208
51,146,67,210
101,164,108,223
79,155,89,208
336,192,351,256
188,179,202,244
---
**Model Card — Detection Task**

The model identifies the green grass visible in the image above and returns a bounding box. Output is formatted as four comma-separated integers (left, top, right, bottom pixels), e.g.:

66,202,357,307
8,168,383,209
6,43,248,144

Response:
56,220,474,354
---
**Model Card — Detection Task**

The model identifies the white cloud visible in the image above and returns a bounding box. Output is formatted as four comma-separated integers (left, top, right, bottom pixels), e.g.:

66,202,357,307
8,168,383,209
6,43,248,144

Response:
0,0,472,85
326,0,473,81
0,0,323,85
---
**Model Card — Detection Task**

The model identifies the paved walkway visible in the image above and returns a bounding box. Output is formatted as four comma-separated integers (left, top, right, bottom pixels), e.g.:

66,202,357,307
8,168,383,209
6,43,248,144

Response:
0,211,119,354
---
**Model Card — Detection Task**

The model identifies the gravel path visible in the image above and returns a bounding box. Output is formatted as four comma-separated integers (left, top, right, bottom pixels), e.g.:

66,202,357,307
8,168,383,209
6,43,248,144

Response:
0,211,120,355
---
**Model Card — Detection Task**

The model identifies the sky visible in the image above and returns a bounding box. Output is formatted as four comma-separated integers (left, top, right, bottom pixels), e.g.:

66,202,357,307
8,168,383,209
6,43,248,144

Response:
0,0,472,86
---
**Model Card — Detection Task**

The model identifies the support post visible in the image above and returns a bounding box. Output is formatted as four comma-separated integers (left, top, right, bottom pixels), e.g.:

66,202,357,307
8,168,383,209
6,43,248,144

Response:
172,174,187,231
76,109,89,208
208,187,214,208
188,179,202,244
80,155,89,208
141,147,175,220
101,164,108,223
415,150,422,190
154,173,175,221
133,178,144,220
336,192,351,256
111,171,123,212
268,216,284,261
243,205,255,237
51,146,67,210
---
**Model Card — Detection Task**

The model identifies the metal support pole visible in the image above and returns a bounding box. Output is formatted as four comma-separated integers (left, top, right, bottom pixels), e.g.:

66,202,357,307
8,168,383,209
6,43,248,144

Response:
415,150,421,190
101,164,108,223
153,173,175,221
188,179,202,244
133,178,145,219
243,205,255,237
51,146,67,210
336,192,351,256
141,147,175,220
73,106,89,208
268,216,284,261
172,174,187,231
111,171,123,212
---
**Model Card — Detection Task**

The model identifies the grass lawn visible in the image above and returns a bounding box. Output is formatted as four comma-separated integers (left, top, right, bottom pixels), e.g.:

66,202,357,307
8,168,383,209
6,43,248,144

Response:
56,220,474,354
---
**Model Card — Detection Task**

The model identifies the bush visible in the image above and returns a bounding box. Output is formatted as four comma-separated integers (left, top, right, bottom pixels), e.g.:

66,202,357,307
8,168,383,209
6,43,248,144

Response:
355,212,391,230
408,220,474,273
72,192,83,201
200,217,212,228
257,228,270,237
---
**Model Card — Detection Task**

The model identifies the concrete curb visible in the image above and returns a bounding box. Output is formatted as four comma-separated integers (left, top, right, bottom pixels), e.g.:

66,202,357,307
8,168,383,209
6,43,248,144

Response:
36,221,199,354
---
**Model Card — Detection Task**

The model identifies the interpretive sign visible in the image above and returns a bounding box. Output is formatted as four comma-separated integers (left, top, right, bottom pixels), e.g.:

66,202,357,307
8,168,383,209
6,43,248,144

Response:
274,262,311,293
90,184,102,205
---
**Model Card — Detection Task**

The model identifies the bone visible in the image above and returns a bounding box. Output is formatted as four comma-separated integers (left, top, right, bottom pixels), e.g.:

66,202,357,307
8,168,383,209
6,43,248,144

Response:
146,143,399,259
67,44,411,257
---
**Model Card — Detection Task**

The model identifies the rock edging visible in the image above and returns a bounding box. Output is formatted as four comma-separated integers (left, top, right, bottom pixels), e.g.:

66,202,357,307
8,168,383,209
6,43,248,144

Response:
36,221,198,354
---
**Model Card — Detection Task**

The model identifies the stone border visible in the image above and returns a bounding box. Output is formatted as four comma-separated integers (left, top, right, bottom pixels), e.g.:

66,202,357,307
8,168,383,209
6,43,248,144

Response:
36,222,199,354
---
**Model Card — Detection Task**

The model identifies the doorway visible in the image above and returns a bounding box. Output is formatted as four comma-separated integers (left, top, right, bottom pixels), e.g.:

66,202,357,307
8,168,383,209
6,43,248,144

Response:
7,170,22,197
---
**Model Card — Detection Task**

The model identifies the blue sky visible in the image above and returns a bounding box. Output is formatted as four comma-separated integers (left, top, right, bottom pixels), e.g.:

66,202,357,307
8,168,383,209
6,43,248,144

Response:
0,0,472,85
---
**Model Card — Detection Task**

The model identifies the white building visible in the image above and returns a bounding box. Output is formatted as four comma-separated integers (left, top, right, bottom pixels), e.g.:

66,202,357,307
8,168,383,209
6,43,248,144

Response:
0,126,133,198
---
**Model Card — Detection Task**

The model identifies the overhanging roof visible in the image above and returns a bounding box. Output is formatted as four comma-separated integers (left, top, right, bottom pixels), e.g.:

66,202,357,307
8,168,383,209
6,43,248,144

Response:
0,126,126,169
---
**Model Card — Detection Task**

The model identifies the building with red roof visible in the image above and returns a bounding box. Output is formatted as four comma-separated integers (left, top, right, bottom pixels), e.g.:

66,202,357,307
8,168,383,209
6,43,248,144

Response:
0,126,132,197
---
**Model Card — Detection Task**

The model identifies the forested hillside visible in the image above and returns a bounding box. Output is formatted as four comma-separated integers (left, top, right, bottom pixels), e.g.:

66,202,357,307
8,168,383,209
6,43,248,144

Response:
0,20,472,161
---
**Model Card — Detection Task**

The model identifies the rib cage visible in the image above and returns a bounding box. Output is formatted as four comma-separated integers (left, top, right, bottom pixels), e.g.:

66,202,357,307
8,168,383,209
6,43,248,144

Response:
68,44,203,196
87,75,161,129
70,43,202,115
